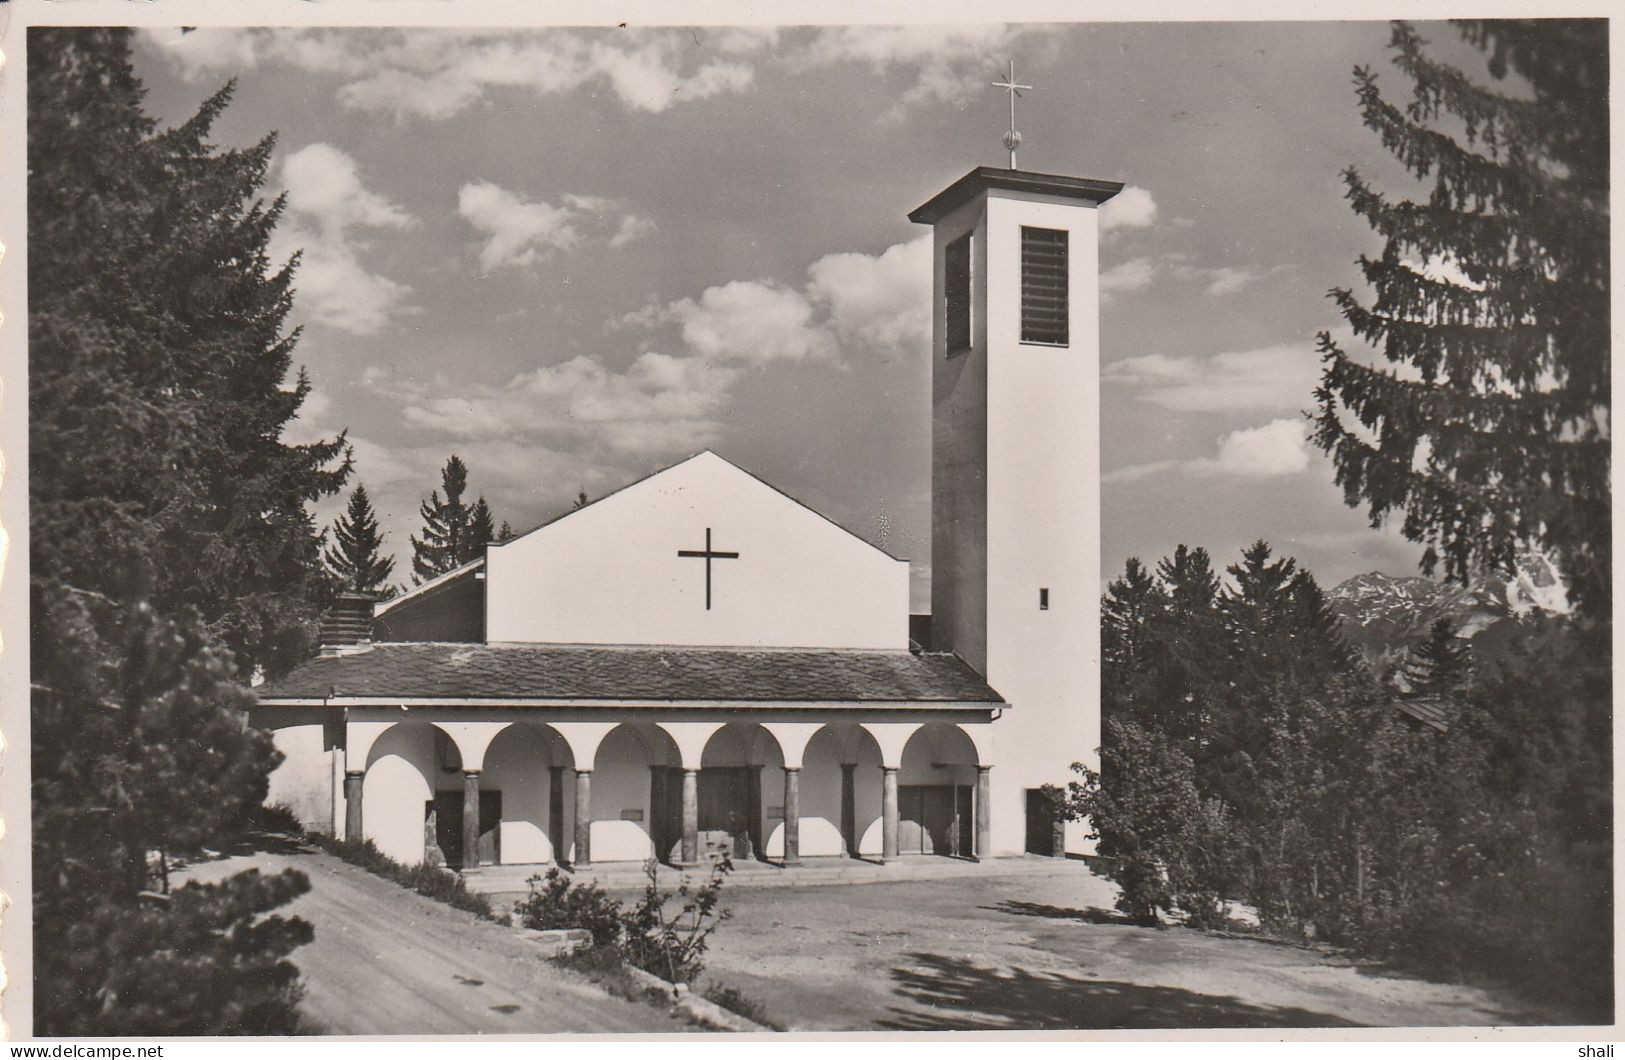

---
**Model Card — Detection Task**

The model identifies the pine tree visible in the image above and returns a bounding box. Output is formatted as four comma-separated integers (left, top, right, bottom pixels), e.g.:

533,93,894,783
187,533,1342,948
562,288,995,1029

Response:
466,496,497,565
324,484,396,595
1402,617,1472,696
497,520,516,542
1314,20,1609,618
411,456,473,581
28,28,329,1032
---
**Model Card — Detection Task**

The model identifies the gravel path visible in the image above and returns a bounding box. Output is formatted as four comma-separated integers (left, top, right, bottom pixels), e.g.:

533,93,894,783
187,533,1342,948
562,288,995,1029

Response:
178,848,686,1036
680,862,1554,1031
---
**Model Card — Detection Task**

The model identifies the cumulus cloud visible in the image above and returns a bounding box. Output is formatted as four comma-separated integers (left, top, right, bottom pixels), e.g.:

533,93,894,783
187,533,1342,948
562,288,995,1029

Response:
139,25,1041,123
363,235,928,532
458,182,654,271
1100,185,1157,233
1098,252,1276,300
1104,417,1314,484
1103,334,1334,413
271,143,416,335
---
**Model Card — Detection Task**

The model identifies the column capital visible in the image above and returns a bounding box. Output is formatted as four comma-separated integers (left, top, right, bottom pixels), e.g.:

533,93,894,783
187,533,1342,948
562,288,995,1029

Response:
463,768,482,778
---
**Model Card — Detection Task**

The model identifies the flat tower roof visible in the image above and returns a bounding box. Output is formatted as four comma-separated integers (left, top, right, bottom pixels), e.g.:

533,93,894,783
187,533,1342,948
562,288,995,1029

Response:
908,166,1125,225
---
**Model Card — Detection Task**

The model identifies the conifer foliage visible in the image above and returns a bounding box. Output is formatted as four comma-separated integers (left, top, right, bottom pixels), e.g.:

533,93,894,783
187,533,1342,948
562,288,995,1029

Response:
411,456,500,581
1314,20,1610,618
29,28,338,1033
325,483,396,595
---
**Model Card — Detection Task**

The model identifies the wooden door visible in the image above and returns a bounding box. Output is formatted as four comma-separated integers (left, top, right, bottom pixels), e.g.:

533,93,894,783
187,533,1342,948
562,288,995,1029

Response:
1025,789,1055,856
699,767,752,858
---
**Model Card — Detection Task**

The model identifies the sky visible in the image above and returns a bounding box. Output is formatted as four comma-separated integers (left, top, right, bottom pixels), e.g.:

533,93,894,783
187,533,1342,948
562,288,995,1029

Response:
127,21,1462,608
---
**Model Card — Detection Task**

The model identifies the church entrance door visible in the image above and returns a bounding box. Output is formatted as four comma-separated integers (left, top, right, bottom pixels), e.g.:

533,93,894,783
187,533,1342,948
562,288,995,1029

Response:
899,785,973,856
698,766,754,859
431,790,501,869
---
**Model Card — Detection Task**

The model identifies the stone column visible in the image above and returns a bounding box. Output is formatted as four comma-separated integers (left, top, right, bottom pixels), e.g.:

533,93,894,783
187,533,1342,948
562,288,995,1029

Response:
840,763,857,858
881,766,899,863
462,770,482,871
680,768,700,865
343,770,365,842
548,766,566,865
975,766,992,861
574,769,593,868
782,767,801,865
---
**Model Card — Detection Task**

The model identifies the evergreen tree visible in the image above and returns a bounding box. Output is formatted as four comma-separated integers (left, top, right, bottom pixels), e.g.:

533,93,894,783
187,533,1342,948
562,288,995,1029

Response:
498,520,516,542
28,28,330,1033
466,496,497,565
574,490,590,510
30,31,349,679
1313,20,1609,618
324,484,396,595
411,456,473,581
1401,617,1472,696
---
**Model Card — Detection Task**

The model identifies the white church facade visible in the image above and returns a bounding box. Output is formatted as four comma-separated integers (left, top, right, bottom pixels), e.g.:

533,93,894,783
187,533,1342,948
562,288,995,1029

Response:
254,165,1118,871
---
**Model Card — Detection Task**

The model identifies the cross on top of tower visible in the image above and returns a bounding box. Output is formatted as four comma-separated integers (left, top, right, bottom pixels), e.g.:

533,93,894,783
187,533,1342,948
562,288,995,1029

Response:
990,60,1032,170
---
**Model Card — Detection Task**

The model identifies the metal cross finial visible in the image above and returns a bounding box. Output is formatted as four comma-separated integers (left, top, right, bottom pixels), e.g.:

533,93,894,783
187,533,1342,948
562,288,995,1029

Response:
990,60,1032,170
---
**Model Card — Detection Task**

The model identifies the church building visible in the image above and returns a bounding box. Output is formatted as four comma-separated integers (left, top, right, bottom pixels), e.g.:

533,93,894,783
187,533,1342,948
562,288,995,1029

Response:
255,163,1118,872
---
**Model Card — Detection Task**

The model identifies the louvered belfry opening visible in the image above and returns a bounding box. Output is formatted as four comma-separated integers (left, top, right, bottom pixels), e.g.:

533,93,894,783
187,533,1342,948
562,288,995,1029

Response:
1019,225,1069,346
944,232,972,355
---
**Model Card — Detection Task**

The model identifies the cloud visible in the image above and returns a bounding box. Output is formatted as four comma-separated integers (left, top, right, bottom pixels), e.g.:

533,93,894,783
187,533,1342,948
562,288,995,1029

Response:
805,236,932,350
1098,252,1277,301
139,25,1044,123
1100,185,1157,233
664,283,837,365
271,143,417,335
1104,334,1336,413
1104,417,1313,483
1101,257,1158,296
458,182,654,271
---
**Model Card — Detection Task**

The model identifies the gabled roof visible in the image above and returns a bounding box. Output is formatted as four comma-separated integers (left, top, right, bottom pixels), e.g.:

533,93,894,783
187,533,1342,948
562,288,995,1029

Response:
374,559,483,617
256,642,1004,707
488,449,907,563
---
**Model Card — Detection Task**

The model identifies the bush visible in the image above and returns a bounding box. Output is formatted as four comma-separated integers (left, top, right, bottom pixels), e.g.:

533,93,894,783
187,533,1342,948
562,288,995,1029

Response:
620,856,734,985
516,868,625,947
516,856,734,987
252,802,306,837
308,834,495,921
702,983,783,1030
35,869,313,1036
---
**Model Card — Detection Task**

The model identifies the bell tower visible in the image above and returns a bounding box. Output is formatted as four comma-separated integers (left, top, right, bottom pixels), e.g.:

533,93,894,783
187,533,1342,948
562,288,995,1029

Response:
909,166,1120,855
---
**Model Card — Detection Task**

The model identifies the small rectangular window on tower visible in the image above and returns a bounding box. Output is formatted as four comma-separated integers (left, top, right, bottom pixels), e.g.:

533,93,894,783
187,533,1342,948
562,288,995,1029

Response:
1020,226,1069,346
944,233,972,355
1039,587,1050,610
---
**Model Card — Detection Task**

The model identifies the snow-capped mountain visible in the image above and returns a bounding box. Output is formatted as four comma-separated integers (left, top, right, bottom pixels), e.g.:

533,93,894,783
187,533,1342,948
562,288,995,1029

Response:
1328,550,1571,672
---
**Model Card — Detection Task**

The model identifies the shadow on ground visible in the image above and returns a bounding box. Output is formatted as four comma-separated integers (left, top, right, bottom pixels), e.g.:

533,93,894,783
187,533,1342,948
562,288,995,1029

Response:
991,899,1147,927
878,952,1364,1030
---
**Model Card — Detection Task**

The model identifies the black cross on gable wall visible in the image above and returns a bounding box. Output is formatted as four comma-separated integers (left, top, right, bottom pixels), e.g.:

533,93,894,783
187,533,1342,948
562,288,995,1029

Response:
677,527,740,610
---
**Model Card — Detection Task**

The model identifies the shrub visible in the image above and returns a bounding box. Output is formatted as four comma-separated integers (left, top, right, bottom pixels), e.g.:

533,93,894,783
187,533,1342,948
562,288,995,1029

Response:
307,834,495,921
702,983,783,1030
252,802,306,837
35,869,313,1036
515,868,626,947
621,856,734,985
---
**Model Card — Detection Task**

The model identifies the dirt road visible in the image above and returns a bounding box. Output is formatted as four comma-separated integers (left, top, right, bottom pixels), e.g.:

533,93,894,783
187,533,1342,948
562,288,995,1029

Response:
179,848,683,1036
681,863,1557,1031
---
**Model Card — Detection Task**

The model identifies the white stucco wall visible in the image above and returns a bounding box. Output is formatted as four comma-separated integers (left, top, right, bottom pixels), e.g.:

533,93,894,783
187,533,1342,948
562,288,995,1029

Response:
264,722,335,835
485,451,910,649
928,183,1105,856
364,724,436,866
483,724,553,864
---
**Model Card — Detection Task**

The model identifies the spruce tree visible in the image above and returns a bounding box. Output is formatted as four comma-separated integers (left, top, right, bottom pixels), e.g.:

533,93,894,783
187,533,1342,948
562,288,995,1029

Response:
466,496,497,565
498,520,517,542
1314,20,1609,618
29,28,331,1033
324,483,396,595
1402,617,1472,696
411,455,473,581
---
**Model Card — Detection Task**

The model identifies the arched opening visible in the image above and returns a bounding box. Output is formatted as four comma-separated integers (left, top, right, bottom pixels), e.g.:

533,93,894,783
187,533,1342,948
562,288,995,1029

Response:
591,723,679,863
362,722,448,866
897,723,980,857
829,725,886,859
694,723,783,861
481,722,574,865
